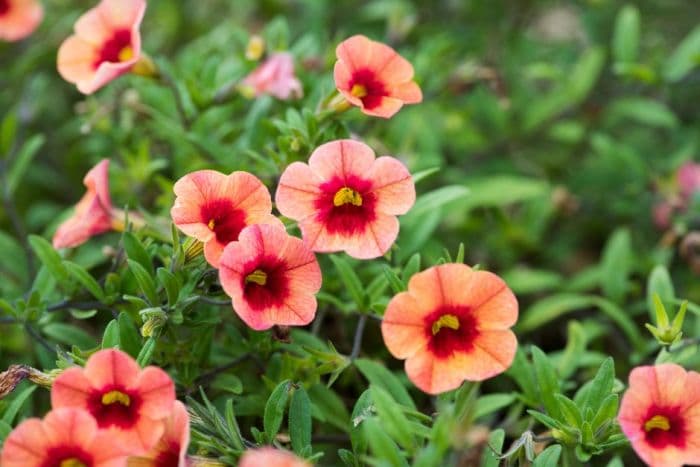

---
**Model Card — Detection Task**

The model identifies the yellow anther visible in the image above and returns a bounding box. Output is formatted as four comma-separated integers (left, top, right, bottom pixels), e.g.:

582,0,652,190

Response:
644,415,671,432
60,459,87,467
118,46,133,62
245,269,268,286
101,390,131,407
350,84,368,98
208,219,216,230
432,314,460,335
333,187,363,207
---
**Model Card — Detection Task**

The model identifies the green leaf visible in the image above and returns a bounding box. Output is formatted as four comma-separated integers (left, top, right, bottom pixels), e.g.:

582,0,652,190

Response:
0,420,11,443
0,111,17,156
362,417,408,467
127,259,159,305
43,323,96,348
411,166,440,184
480,428,505,467
474,393,516,420
591,394,619,431
136,336,156,367
647,265,675,321
118,312,142,358
607,98,678,129
101,319,121,349
123,232,154,275
402,254,421,284
408,185,470,218
329,255,365,311
63,261,105,301
505,348,538,404
355,358,415,409
532,445,562,467
612,5,640,63
264,380,291,442
531,346,561,419
382,266,405,294
557,321,587,380
664,24,700,81
308,383,350,432
350,389,373,454
1,386,36,425
8,135,45,195
28,235,69,285
370,385,414,451
600,228,631,303
156,267,180,307
527,410,564,430
462,176,550,211
289,385,312,455
554,394,583,428
502,268,563,295
580,358,615,415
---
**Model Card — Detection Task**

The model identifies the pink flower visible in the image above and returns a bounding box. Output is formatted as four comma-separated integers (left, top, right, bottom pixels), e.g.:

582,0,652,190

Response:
57,0,146,94
239,447,310,467
677,161,700,201
0,0,43,41
275,139,415,259
242,52,303,100
53,159,114,249
128,401,190,467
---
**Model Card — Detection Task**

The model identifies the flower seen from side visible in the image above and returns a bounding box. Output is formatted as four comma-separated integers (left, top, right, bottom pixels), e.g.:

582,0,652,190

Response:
241,52,303,100
0,0,43,41
127,400,190,467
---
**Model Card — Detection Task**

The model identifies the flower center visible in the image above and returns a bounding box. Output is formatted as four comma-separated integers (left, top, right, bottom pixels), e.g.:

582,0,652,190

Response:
333,187,363,207
60,459,87,467
644,415,671,432
118,46,134,62
350,84,368,98
0,0,10,16
432,314,460,335
96,29,132,67
101,390,131,407
245,269,268,286
208,218,216,230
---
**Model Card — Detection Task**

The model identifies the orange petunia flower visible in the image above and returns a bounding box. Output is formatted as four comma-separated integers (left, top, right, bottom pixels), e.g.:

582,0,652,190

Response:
219,224,322,331
618,364,700,467
171,170,283,268
127,400,190,467
275,139,415,259
242,52,303,100
381,263,518,395
334,34,422,118
238,447,310,467
57,0,146,94
1,407,129,467
53,159,115,249
51,349,176,456
0,0,43,41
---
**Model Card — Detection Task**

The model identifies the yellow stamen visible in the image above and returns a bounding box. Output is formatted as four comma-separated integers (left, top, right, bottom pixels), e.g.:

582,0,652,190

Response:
208,219,216,230
432,314,460,335
118,46,133,62
60,459,87,467
644,415,671,432
101,390,131,407
245,269,268,286
350,84,368,98
333,187,363,207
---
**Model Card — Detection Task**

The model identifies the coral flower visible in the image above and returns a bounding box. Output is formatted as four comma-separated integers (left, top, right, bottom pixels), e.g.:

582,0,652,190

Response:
275,139,415,259
51,349,176,456
618,364,700,467
57,0,146,94
219,224,322,331
239,447,310,467
0,0,43,41
127,401,190,467
1,407,129,467
53,159,114,249
171,170,283,268
381,263,518,395
242,52,303,100
334,34,422,118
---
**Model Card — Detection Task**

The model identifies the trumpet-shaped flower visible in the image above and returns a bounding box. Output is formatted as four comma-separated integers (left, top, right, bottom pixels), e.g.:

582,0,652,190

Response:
0,0,43,41
618,364,700,467
127,401,190,467
334,34,422,118
219,224,322,331
242,52,302,100
1,407,129,467
239,447,310,467
275,139,415,259
53,159,114,249
381,263,518,395
57,0,146,94
51,349,176,456
171,170,283,268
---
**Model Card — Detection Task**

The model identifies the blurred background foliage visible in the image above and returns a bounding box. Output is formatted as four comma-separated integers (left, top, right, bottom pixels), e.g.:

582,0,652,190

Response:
2,0,700,465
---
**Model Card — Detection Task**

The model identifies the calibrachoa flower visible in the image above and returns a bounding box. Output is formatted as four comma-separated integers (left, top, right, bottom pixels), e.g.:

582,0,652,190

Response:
381,263,518,395
242,52,303,100
0,0,43,41
57,0,146,94
51,349,176,455
334,34,422,118
618,363,700,467
238,447,310,467
53,159,114,249
1,407,129,467
171,170,283,268
275,139,415,259
127,401,190,467
219,224,322,330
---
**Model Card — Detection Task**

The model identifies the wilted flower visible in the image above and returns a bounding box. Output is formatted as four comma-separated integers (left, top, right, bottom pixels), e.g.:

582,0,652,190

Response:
1,407,129,467
127,400,190,467
57,0,146,94
618,363,700,467
241,52,303,100
238,447,311,467
275,139,415,259
0,0,43,41
219,224,322,331
381,263,519,394
171,170,283,268
51,349,176,455
334,34,422,118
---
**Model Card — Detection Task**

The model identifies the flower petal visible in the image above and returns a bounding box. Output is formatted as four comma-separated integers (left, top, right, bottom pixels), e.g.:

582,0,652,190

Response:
368,156,415,216
308,139,376,183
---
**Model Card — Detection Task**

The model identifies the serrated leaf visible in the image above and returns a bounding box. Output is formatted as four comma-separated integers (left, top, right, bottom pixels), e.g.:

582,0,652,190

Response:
264,380,291,442
289,385,312,455
63,260,105,301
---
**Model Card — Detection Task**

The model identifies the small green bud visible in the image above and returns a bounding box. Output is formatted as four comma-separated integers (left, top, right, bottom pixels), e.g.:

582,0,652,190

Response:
645,294,687,346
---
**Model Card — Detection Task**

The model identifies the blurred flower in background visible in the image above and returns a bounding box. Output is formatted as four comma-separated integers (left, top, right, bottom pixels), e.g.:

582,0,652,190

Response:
0,0,42,41
241,52,302,100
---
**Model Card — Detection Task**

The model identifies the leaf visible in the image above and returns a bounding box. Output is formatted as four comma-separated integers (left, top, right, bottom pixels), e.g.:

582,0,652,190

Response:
411,166,440,184
370,385,414,451
382,266,405,294
63,261,105,301
355,358,415,409
329,255,365,311
532,445,563,467
527,410,564,430
43,323,96,348
157,267,180,307
127,259,159,305
647,265,675,321
600,228,631,303
607,98,678,129
118,312,142,358
474,393,516,420
505,348,538,404
612,5,640,63
136,337,156,367
350,389,373,454
554,394,583,428
8,135,45,195
480,429,505,467
123,232,154,275
531,347,561,419
28,235,69,285
362,417,408,467
462,176,550,211
402,254,421,284
1,386,36,425
664,24,700,81
264,380,291,442
581,358,615,415
0,111,17,156
502,268,563,295
289,386,312,455
557,321,587,380
591,394,619,431
407,185,470,218
308,383,350,432
101,319,121,349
